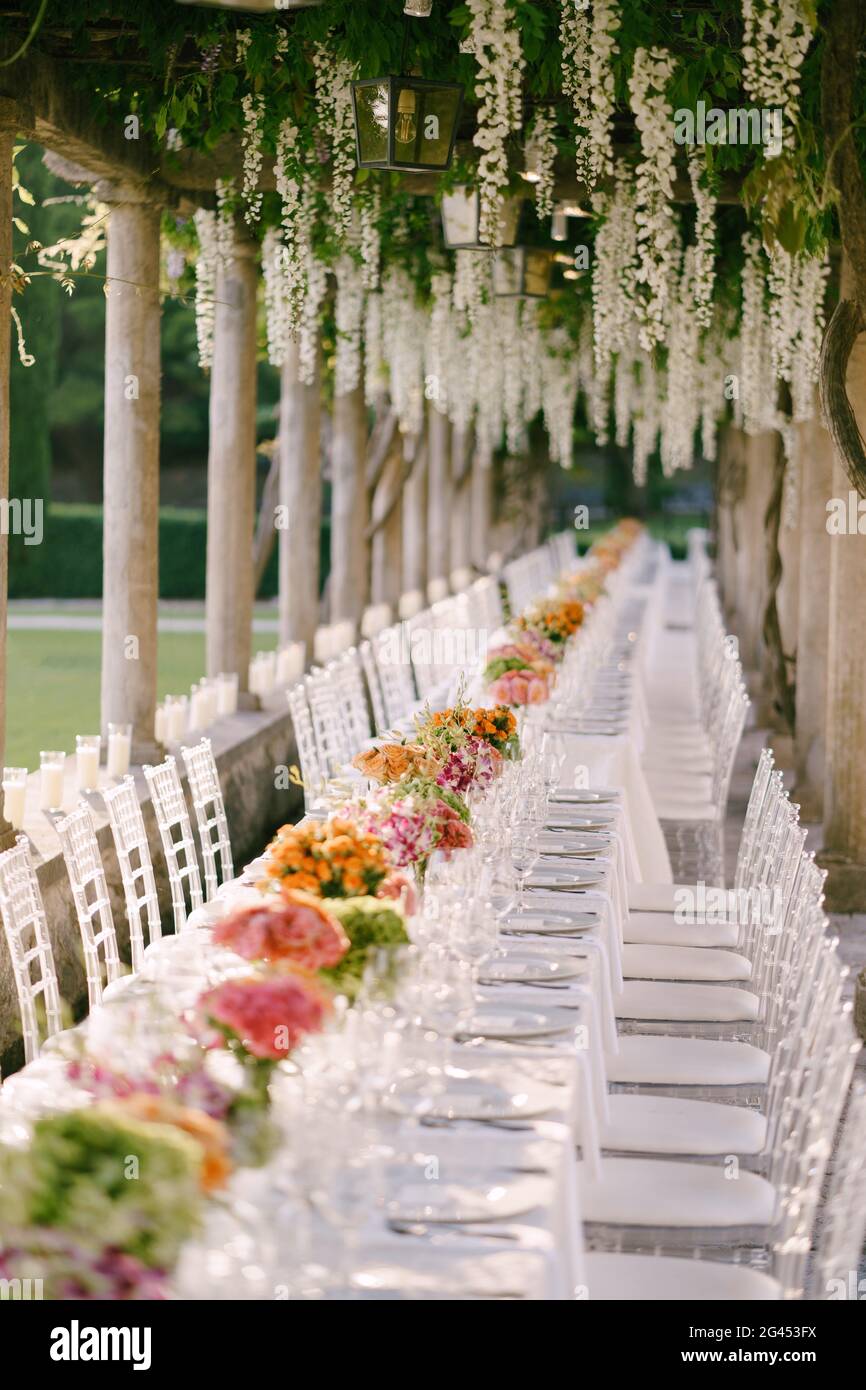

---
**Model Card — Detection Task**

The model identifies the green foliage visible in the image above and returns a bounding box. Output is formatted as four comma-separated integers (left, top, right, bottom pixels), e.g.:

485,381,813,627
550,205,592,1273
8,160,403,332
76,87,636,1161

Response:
321,895,410,998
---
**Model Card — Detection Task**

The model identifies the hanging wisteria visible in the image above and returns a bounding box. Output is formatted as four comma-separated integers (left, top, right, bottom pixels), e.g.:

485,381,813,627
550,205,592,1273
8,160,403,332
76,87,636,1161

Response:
192,208,218,371
359,186,383,292
524,107,557,219
215,178,236,264
298,251,328,387
262,228,289,368
660,248,701,476
363,292,387,407
591,165,637,368
240,93,265,226
739,231,778,435
688,152,716,330
790,251,829,422
560,0,620,188
313,44,358,241
381,267,427,436
628,47,679,352
468,0,525,247
274,119,308,332
741,0,813,153
425,270,454,415
453,249,491,327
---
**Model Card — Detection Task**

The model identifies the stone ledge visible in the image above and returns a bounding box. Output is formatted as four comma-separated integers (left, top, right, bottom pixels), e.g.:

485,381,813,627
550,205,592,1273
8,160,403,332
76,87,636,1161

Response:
0,696,303,1073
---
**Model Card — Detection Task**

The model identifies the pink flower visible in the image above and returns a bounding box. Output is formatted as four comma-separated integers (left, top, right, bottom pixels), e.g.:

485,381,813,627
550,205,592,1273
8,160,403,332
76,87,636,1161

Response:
213,894,349,971
201,975,330,1060
488,670,550,706
435,803,474,855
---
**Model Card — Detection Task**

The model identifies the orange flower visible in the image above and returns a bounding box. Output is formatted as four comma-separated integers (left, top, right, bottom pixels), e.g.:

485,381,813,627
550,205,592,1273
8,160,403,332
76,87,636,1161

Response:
110,1094,232,1193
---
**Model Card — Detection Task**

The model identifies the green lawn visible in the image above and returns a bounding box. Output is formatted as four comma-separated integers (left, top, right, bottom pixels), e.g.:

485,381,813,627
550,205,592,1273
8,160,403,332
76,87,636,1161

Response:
6,627,276,771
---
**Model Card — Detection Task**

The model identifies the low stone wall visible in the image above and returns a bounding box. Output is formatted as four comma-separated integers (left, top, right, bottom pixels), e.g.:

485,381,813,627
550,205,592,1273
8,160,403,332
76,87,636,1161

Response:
0,698,303,1074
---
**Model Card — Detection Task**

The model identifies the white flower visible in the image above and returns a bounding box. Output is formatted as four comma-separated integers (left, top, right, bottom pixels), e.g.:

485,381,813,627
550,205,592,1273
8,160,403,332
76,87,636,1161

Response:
742,0,813,155
560,0,620,188
525,107,557,220
359,186,382,291
262,227,290,368
628,47,679,351
334,254,365,397
312,44,357,242
688,151,716,329
468,0,525,247
240,93,265,226
193,208,218,370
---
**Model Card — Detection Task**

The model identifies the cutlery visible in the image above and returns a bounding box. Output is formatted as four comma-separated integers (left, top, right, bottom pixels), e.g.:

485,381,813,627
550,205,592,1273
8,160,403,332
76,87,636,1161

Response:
388,1219,521,1243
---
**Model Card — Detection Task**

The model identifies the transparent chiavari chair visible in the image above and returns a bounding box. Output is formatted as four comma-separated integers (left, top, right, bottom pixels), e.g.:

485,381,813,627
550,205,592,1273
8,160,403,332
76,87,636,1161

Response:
305,668,353,775
810,1081,866,1300
328,650,374,751
373,625,417,725
55,802,125,1009
471,575,504,633
142,756,204,930
0,837,64,1064
102,775,162,969
180,738,234,902
405,609,438,699
287,682,328,814
359,640,389,735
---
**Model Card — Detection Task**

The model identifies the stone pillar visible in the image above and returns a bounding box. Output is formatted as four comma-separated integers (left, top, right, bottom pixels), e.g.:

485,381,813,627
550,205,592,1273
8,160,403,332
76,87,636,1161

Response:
278,340,321,659
205,228,257,696
401,435,428,598
98,184,162,759
0,102,17,843
470,439,493,571
819,315,866,909
793,408,833,818
449,426,473,583
370,442,403,608
329,382,368,632
776,445,801,659
427,405,451,591
735,431,775,674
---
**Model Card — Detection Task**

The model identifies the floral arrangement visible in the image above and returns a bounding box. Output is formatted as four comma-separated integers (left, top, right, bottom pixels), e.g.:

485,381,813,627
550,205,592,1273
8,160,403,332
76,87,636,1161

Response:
321,896,410,999
200,972,331,1066
419,702,519,759
515,599,585,646
0,1105,204,1270
0,1230,169,1301
65,1053,235,1122
264,815,389,898
106,1094,232,1196
435,735,501,795
213,891,349,973
486,665,551,707
362,775,473,871
351,742,434,784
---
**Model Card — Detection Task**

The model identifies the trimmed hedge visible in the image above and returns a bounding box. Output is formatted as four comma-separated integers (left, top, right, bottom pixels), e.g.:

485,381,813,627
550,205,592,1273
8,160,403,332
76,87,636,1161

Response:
8,503,331,600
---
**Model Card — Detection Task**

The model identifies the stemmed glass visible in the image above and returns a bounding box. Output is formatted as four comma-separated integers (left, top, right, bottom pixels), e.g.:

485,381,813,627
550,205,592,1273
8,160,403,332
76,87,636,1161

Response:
511,819,539,912
451,904,497,996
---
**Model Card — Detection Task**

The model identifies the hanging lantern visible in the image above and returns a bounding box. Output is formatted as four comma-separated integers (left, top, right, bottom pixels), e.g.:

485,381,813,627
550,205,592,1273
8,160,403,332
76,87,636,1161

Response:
352,75,463,172
175,0,322,9
551,209,568,242
440,186,522,249
493,247,554,299
403,0,434,13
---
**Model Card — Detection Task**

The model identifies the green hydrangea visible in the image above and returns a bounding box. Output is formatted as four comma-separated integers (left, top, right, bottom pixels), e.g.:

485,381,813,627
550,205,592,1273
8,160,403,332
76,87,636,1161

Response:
321,896,410,998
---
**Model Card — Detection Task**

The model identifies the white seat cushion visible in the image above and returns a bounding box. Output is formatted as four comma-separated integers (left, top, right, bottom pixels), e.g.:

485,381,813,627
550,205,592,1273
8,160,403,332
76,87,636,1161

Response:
625,912,739,948
628,883,685,913
579,1157,777,1227
622,944,751,982
603,1094,767,1156
646,770,713,800
585,1252,781,1301
616,980,760,1022
606,1034,770,1087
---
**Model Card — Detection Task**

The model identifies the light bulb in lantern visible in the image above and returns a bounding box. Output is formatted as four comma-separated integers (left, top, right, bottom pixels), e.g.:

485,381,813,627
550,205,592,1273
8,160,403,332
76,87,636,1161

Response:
563,268,581,280
551,211,568,241
395,88,417,145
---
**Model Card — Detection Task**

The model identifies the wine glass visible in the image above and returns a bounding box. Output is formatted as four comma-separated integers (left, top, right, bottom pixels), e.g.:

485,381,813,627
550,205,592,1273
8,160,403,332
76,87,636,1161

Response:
511,820,539,912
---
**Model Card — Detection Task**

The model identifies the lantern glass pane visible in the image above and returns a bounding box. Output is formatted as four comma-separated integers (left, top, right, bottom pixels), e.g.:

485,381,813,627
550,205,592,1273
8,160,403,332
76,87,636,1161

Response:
441,188,479,246
390,78,461,169
354,82,390,164
498,197,522,246
493,248,524,296
524,249,552,297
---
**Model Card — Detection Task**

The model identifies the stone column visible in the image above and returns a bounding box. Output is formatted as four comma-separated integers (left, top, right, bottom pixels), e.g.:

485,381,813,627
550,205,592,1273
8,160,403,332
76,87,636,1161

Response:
98,183,162,759
819,312,866,909
0,102,17,843
735,431,775,674
401,434,428,598
329,382,368,632
427,404,451,592
470,439,493,571
449,425,473,584
278,340,321,659
205,227,257,696
793,408,833,818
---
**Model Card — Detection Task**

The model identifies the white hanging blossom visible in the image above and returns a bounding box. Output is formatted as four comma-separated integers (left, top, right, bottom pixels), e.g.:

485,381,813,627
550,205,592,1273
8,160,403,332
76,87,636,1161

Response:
359,186,382,291
453,249,491,327
520,301,544,424
262,228,290,368
631,351,662,485
298,252,327,387
543,327,581,467
660,247,701,475
591,167,637,367
742,0,813,153
628,47,679,351
740,232,777,434
382,267,427,436
500,298,525,451
193,209,218,371
468,0,525,247
426,270,454,415
334,254,365,397
240,93,265,226
474,301,506,454
688,151,716,329
790,251,829,421
560,1,620,188
364,292,388,406
274,119,307,329
312,45,357,241
215,177,236,264
613,342,637,448
525,107,557,219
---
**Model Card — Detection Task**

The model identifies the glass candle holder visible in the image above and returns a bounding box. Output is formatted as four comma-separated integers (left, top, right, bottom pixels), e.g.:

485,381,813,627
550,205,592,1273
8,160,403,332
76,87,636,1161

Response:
75,734,101,792
106,723,132,778
165,696,189,744
217,672,239,717
155,702,167,745
39,751,66,812
2,766,28,830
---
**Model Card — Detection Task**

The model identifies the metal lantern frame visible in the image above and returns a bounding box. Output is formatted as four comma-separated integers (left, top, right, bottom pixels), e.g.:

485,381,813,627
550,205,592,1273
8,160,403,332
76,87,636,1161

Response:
351,73,464,173
440,186,523,250
493,246,555,299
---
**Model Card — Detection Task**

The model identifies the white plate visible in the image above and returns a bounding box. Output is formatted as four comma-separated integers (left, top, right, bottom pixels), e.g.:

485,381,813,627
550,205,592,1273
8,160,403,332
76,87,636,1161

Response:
383,1073,553,1122
478,953,585,985
387,1174,542,1224
525,869,605,889
550,790,620,804
501,909,598,934
459,1003,574,1040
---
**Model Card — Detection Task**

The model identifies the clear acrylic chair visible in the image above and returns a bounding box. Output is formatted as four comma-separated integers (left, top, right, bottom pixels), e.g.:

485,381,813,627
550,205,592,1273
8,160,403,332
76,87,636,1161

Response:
142,756,204,930
0,837,64,1064
810,1080,866,1299
55,802,125,1010
359,639,389,734
373,625,417,725
287,682,328,814
181,738,234,901
328,650,373,751
305,668,354,775
102,774,162,970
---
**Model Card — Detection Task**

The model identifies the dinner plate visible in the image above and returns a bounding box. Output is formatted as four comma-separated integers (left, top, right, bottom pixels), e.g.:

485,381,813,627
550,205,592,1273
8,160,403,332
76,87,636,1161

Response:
501,908,599,934
550,790,620,804
478,953,586,985
458,1003,574,1040
387,1174,542,1224
384,1072,554,1122
525,868,605,889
